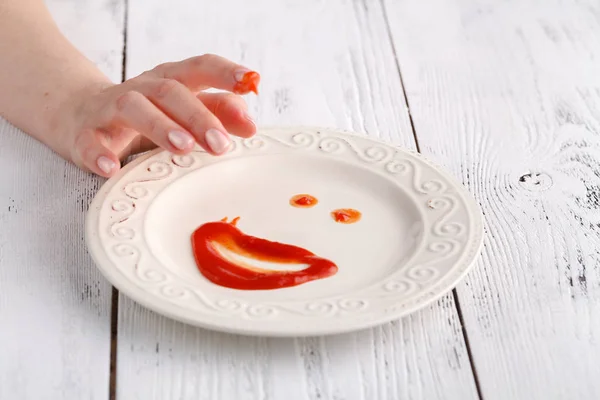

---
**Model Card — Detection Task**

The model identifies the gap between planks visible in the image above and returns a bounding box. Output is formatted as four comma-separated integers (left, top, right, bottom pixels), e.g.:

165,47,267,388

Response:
109,1,129,399
379,0,484,398
109,287,119,400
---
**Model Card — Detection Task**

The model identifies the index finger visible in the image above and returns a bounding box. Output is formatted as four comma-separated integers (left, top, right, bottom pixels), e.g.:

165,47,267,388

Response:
150,54,260,95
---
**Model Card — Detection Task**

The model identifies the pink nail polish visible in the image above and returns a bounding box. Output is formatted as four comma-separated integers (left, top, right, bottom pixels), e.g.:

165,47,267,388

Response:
234,69,251,82
168,130,195,150
97,156,116,174
205,129,231,154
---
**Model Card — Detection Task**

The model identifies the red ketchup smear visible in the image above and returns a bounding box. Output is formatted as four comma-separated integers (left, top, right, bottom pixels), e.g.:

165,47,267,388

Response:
331,209,361,224
191,217,337,290
289,194,318,208
233,71,260,94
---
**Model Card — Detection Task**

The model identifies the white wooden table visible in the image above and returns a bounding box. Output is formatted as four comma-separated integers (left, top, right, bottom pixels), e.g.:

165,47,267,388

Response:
1,0,599,398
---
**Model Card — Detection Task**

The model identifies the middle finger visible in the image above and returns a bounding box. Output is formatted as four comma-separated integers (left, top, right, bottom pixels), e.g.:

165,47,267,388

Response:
141,78,233,154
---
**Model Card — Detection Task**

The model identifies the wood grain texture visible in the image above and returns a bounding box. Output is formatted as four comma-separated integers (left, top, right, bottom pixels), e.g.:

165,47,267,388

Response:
46,0,126,83
384,0,600,398
116,1,479,399
0,1,124,398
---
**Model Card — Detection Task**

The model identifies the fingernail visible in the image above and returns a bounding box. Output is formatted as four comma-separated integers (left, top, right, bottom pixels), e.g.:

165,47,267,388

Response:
234,69,251,82
244,112,256,127
205,128,231,154
97,156,116,174
168,130,195,150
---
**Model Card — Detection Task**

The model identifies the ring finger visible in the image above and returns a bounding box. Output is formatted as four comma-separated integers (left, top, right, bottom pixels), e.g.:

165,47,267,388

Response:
103,90,196,153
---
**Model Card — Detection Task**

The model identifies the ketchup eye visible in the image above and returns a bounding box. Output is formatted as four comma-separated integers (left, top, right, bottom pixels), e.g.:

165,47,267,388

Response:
290,194,318,208
335,212,350,222
331,209,361,224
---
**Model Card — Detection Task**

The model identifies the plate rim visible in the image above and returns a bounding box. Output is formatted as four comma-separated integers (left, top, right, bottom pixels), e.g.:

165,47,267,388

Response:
86,125,484,337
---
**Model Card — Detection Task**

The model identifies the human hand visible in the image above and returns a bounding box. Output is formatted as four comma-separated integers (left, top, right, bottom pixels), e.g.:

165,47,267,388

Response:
55,54,260,177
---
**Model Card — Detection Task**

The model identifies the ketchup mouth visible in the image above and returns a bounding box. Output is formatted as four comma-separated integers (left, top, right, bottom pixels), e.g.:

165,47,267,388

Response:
191,217,338,290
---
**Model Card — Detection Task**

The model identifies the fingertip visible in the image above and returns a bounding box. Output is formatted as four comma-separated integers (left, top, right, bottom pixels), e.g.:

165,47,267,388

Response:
233,71,261,95
169,146,195,156
241,111,257,136
167,130,196,152
96,155,120,177
195,92,256,138
220,109,256,139
205,128,232,155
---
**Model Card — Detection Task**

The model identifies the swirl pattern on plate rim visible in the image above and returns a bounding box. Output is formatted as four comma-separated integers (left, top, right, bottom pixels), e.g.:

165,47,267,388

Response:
96,129,481,320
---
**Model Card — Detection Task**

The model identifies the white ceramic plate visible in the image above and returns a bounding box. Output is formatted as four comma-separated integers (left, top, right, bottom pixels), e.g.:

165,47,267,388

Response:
86,127,483,336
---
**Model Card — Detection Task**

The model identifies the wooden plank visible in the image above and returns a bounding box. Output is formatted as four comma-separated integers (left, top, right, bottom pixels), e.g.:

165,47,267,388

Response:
116,0,479,399
384,0,600,398
0,1,124,398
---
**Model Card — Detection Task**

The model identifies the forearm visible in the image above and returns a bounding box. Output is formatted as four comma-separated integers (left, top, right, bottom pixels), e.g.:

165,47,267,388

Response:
0,0,258,176
0,0,111,156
